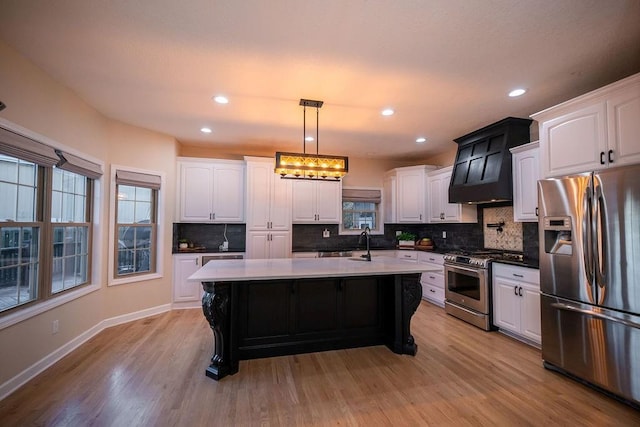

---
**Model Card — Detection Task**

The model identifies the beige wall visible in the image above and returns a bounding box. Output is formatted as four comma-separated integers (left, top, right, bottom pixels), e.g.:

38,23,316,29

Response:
0,40,178,386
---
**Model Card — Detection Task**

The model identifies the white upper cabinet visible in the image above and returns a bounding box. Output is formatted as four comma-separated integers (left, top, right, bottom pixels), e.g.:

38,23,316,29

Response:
426,166,477,223
291,180,341,223
385,165,437,223
533,73,640,178
178,158,245,222
245,157,291,230
510,142,540,222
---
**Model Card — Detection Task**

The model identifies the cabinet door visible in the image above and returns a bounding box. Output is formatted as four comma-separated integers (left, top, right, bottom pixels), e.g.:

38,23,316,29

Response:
179,163,213,222
246,231,270,259
212,164,244,222
607,84,640,168
540,102,607,177
173,255,201,302
245,162,272,229
492,276,521,332
291,180,317,222
513,147,540,222
270,175,292,230
440,170,461,221
295,278,339,332
383,175,397,223
269,232,291,259
397,169,425,222
315,181,341,222
520,283,541,344
427,174,444,222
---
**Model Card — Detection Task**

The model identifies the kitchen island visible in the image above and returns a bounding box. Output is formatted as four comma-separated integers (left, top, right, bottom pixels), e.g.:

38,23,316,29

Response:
189,256,439,380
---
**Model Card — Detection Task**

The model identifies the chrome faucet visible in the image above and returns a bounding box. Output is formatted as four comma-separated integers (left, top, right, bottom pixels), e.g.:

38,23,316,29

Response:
358,226,371,261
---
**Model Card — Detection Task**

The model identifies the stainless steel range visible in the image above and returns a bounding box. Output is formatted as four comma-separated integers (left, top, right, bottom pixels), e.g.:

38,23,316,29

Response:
443,251,523,331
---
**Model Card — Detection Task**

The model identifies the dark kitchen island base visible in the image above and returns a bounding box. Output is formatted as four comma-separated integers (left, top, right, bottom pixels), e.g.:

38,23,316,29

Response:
201,273,422,380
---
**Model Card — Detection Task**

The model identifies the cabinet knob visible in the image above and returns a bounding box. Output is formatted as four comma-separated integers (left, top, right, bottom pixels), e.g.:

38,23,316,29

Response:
430,289,436,293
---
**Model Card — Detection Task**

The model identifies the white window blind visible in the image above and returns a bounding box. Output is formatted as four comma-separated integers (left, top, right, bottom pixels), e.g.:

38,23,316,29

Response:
342,188,381,203
115,170,161,190
0,126,59,167
55,149,103,179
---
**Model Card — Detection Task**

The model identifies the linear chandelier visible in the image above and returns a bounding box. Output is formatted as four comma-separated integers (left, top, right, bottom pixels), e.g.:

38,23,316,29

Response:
275,99,348,180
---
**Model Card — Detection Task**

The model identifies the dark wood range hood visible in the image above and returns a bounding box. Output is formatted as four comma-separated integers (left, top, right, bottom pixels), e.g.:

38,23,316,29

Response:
448,117,532,204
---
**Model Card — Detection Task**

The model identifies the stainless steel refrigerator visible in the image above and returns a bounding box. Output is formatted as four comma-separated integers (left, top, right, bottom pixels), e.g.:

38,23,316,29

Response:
538,164,640,407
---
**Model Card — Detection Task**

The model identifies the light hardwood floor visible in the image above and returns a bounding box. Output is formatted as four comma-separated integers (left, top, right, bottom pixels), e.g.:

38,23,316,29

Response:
1,301,638,426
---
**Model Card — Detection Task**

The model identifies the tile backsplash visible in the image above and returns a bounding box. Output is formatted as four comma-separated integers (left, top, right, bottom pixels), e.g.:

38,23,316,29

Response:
483,206,523,251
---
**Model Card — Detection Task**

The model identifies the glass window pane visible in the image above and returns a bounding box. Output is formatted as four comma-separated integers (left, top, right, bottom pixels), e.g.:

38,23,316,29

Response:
118,200,135,223
134,201,151,223
52,225,88,294
62,171,74,193
0,226,39,312
118,185,135,202
52,168,63,191
17,185,36,222
135,187,151,202
75,174,86,194
18,162,36,186
0,182,17,221
74,195,85,222
62,193,75,222
0,156,18,182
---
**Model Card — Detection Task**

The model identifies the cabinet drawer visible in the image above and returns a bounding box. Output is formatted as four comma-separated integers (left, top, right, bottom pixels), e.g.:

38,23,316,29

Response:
421,271,444,288
493,263,539,285
417,251,444,265
397,251,418,261
422,283,445,305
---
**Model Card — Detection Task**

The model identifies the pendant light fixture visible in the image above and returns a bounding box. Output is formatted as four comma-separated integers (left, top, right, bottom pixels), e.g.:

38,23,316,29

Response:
275,99,348,180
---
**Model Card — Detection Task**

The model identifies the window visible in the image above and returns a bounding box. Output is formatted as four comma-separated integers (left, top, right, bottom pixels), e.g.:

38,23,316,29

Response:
113,169,161,280
341,188,382,233
0,125,102,316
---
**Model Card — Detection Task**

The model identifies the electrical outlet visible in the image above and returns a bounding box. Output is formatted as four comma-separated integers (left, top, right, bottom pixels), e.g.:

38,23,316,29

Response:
323,229,330,238
395,231,402,237
52,319,59,334
442,231,447,239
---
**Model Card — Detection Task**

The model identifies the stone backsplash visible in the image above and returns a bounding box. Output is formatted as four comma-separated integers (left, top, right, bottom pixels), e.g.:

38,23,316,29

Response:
483,206,523,251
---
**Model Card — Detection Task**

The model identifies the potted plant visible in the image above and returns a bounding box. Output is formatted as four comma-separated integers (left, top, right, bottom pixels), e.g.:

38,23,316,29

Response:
178,238,189,249
397,232,416,247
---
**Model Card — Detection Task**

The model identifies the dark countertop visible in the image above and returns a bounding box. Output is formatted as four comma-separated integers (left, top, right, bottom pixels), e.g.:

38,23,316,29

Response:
172,247,245,254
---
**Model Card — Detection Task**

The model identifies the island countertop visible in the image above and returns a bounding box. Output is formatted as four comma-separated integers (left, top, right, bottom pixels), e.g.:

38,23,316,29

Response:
189,256,439,282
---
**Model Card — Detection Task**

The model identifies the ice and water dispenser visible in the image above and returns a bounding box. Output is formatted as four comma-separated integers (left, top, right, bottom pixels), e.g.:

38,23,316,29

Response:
543,216,573,255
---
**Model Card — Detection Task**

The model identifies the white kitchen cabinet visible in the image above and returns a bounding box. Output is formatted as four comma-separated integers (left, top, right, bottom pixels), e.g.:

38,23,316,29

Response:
417,251,445,307
382,172,397,223
177,158,245,222
384,165,437,223
510,142,539,222
426,166,477,223
245,158,291,230
533,73,640,178
291,180,341,223
492,263,541,346
172,254,202,307
246,231,291,259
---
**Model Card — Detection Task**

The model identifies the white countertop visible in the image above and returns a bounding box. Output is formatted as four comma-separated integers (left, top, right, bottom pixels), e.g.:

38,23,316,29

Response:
189,256,440,282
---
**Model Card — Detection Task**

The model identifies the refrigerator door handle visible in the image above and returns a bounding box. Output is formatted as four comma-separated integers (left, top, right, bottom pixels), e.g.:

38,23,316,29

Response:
551,302,640,330
582,186,595,290
593,175,607,305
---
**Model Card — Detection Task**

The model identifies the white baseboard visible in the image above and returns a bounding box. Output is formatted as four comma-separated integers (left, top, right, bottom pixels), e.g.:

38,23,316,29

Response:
0,303,172,401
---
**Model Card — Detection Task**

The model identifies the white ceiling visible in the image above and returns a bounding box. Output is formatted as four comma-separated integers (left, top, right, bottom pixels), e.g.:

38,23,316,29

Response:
1,0,639,161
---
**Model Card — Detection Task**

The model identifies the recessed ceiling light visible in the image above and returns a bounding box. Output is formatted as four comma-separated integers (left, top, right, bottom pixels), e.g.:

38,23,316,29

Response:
416,137,427,144
381,108,395,116
508,88,527,97
213,95,229,104
200,127,212,133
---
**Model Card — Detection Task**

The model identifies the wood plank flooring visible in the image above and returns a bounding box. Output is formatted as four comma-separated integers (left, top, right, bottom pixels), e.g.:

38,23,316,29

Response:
1,301,638,426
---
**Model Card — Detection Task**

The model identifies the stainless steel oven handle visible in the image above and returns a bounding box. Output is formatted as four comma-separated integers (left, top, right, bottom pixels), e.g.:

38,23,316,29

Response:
551,302,640,330
444,264,481,275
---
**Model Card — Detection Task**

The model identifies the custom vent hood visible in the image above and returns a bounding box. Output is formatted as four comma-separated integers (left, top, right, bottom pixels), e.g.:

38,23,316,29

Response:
449,117,532,204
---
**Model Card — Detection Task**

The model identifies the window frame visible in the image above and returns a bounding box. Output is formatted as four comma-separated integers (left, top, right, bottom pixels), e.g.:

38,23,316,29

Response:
108,165,165,286
0,119,103,330
339,186,384,235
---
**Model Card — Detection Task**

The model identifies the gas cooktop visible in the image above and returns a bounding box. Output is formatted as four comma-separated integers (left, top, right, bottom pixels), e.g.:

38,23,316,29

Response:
443,250,524,268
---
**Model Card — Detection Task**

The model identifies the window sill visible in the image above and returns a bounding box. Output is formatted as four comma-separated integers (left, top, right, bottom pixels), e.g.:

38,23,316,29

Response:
0,283,100,331
108,272,163,287
339,229,384,236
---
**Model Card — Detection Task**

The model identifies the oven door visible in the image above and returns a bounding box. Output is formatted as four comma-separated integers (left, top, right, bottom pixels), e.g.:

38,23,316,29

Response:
444,263,489,314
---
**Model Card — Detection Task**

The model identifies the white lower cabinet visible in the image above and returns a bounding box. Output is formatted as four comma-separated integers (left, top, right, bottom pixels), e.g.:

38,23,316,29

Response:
418,251,445,307
492,263,541,346
173,254,202,307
